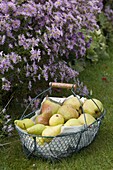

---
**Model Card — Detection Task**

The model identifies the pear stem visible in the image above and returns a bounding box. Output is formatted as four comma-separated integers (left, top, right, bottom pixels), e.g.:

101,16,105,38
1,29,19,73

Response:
23,123,27,130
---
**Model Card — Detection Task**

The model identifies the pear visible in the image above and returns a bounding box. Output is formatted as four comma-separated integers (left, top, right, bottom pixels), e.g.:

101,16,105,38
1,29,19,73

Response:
49,114,64,126
36,137,45,146
42,124,62,136
63,96,82,114
41,98,61,115
57,105,79,121
64,118,82,126
42,124,62,142
42,111,52,120
78,113,96,126
35,114,50,125
14,118,34,129
83,98,104,118
27,124,46,135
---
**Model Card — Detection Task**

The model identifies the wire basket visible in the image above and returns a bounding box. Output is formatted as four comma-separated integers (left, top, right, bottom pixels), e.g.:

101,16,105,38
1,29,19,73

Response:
15,82,106,160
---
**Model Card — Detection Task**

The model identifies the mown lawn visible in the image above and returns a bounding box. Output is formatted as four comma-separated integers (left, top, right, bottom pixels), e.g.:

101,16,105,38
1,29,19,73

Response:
0,47,113,170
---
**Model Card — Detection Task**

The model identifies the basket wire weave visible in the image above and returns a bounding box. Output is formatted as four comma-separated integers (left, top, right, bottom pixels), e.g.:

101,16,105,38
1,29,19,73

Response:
15,84,106,160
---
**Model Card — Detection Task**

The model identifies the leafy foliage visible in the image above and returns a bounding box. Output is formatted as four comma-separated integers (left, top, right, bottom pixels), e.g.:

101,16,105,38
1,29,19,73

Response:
86,30,109,62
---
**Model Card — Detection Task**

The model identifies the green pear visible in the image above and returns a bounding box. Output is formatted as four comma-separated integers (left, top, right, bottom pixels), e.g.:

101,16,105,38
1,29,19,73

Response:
27,124,46,135
83,98,104,118
42,124,62,142
63,96,82,114
57,105,79,121
78,113,96,126
49,114,64,126
14,118,34,129
64,118,82,126
41,98,61,115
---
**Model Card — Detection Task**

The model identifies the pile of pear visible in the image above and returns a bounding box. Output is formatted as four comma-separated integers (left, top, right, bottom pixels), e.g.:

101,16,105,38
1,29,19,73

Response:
14,96,104,145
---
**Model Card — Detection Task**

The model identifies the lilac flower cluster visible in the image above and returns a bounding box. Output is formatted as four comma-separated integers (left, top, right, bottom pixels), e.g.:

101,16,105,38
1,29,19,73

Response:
0,52,21,74
42,59,79,82
1,113,14,136
0,0,103,94
104,6,113,25
2,77,11,91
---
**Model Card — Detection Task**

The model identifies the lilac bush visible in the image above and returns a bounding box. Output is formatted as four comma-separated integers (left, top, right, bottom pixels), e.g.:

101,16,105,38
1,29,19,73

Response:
105,6,113,24
0,113,14,136
0,0,103,102
103,0,113,21
98,1,113,46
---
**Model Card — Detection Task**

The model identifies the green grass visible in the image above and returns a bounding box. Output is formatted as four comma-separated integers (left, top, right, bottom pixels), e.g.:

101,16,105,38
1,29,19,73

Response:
1,48,113,170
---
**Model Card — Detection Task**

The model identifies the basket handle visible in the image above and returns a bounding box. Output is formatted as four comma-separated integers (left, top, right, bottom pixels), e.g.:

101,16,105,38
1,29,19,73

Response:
21,83,76,119
49,82,76,90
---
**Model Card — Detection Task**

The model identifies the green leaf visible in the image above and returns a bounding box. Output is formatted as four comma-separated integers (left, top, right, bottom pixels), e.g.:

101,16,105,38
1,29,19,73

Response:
86,52,98,62
69,59,86,72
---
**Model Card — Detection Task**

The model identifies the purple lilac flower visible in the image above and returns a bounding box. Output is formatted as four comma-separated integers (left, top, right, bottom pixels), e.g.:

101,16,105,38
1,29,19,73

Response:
0,2,8,14
18,34,29,49
2,125,7,131
7,124,14,133
54,0,62,8
0,58,11,74
28,81,32,90
86,38,92,48
9,43,13,48
10,52,21,64
38,74,41,80
42,65,49,81
32,61,38,73
5,118,12,124
4,114,11,119
12,19,20,30
16,3,37,17
2,79,11,91
82,86,89,96
0,35,6,45
34,99,40,108
8,2,17,12
30,48,41,61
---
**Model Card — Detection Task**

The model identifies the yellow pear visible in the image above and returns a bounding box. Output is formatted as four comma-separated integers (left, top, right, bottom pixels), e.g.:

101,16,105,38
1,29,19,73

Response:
64,118,82,126
36,137,45,146
49,114,64,126
57,105,79,121
78,113,96,126
83,98,104,118
14,118,34,129
42,124,62,137
41,98,61,115
63,96,82,114
42,124,62,143
27,124,46,135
